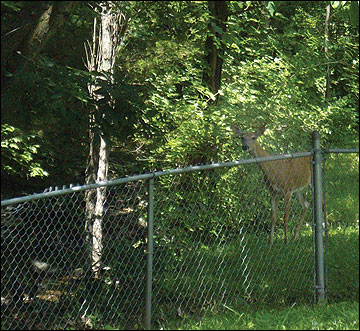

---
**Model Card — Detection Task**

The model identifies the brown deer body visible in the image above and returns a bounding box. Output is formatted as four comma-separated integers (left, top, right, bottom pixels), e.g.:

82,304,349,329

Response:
232,126,311,244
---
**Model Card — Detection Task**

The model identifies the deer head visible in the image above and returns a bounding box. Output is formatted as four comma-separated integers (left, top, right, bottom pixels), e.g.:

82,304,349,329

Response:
231,125,266,153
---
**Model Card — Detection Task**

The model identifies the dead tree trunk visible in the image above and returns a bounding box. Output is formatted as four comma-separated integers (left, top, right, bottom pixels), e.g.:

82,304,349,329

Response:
324,4,331,98
84,2,127,278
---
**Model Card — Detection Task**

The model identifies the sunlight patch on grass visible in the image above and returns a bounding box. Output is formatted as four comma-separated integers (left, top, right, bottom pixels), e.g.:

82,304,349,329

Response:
166,301,359,330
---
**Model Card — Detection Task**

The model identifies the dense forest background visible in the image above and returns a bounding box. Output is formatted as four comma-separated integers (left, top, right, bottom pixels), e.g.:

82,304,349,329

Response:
1,0,359,198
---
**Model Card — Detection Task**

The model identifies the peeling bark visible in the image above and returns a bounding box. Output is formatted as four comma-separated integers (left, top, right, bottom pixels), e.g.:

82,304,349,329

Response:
324,4,331,98
84,2,127,278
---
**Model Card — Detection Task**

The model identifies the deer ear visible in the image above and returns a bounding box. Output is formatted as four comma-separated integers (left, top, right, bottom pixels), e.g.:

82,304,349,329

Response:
256,126,266,136
231,125,243,136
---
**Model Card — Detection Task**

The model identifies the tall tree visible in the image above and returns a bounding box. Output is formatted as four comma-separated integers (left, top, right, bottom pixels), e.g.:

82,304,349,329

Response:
202,0,229,100
84,2,127,278
324,3,331,98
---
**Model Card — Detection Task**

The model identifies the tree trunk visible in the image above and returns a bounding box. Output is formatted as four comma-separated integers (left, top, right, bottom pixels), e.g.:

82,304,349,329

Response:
324,4,331,98
84,2,127,279
202,1,229,100
2,1,74,88
92,134,108,277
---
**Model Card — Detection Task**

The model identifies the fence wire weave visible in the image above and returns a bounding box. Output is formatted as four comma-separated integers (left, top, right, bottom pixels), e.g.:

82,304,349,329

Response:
1,149,358,330
323,152,359,303
151,163,314,324
1,181,149,329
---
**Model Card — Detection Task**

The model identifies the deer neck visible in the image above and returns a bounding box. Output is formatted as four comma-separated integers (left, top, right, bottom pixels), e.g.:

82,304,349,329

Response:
250,143,269,159
250,143,278,186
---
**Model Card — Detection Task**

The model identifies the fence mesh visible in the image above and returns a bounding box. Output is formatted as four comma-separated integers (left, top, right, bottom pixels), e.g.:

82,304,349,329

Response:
1,181,149,330
323,152,359,303
151,162,314,328
1,151,358,330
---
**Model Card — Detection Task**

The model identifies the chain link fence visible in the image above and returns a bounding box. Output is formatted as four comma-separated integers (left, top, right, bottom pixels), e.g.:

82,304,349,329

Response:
323,151,359,303
1,144,358,330
1,180,150,330
151,160,314,327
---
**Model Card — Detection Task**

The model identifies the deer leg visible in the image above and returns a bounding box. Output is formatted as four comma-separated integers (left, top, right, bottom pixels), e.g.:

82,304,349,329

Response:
283,192,292,244
294,190,309,240
270,195,278,245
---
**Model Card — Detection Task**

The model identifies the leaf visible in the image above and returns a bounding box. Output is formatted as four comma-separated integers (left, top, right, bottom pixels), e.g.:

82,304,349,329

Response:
210,22,224,35
2,1,21,12
9,143,20,150
29,167,49,177
265,1,275,16
331,1,341,9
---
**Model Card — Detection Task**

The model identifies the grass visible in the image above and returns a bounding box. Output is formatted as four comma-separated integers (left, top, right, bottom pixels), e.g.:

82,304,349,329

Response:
154,153,359,330
150,225,358,330
163,301,359,330
153,228,314,310
324,153,359,228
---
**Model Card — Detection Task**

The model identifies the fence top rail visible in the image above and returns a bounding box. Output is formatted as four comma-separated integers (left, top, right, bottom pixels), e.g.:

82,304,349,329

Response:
1,151,312,207
324,148,359,154
153,151,312,177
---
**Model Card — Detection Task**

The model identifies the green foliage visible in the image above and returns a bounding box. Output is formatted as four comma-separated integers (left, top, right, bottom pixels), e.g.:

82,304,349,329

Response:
331,1,359,27
1,124,48,178
1,0,358,193
222,2,358,150
327,226,359,302
1,1,21,12
1,56,93,190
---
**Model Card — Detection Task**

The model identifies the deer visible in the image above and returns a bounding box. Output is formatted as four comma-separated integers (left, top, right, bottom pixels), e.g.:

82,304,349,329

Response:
232,125,311,244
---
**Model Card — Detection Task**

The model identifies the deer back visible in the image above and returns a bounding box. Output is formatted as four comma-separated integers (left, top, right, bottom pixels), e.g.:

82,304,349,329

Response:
260,156,311,195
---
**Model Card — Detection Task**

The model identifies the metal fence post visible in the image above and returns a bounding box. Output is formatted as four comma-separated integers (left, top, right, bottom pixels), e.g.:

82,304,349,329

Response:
312,131,326,303
145,176,154,330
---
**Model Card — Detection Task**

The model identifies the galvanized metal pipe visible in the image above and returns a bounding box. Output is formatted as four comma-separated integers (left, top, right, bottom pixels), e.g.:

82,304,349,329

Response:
145,176,154,330
325,148,359,153
312,131,326,303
